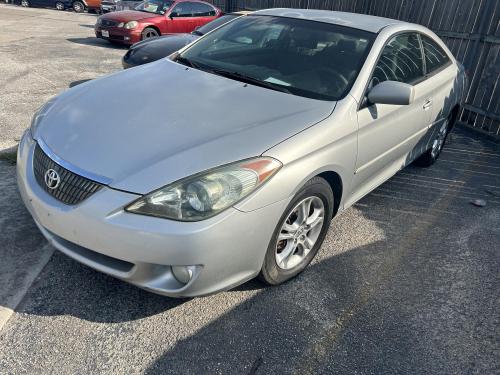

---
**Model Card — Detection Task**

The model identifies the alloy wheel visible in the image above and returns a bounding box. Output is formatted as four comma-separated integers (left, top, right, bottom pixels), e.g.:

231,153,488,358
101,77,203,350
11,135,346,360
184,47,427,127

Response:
143,29,159,39
431,120,448,158
73,1,83,12
275,196,324,270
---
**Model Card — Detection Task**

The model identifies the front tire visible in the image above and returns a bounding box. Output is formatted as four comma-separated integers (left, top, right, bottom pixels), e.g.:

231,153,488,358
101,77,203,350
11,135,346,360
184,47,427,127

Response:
21,0,30,6
55,1,65,10
414,114,452,167
72,0,85,12
141,27,159,40
259,177,334,285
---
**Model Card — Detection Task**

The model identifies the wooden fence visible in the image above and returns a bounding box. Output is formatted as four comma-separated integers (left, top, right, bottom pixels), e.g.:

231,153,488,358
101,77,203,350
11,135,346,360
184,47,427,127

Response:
211,0,500,138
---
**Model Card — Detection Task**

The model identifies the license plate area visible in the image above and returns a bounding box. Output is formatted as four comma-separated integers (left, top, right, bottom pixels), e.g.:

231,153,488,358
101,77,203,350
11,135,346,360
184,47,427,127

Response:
101,30,109,38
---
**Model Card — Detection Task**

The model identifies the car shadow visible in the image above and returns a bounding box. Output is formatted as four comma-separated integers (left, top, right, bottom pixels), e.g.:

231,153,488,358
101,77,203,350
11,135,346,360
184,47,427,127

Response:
67,37,129,50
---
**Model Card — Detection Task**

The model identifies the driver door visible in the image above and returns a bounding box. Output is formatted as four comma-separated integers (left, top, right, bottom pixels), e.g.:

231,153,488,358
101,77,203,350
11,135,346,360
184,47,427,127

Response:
166,2,196,33
350,33,432,201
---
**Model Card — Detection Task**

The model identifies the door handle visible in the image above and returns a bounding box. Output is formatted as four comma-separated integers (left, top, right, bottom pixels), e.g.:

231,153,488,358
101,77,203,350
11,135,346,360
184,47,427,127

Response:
423,99,433,110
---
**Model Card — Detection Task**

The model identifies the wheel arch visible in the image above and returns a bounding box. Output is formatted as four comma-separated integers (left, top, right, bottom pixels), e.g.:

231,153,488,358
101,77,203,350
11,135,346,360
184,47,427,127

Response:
316,170,343,217
142,25,161,37
448,104,461,131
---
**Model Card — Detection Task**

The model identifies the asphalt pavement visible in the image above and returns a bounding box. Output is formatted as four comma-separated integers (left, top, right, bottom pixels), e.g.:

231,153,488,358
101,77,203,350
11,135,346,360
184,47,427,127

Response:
0,5,499,375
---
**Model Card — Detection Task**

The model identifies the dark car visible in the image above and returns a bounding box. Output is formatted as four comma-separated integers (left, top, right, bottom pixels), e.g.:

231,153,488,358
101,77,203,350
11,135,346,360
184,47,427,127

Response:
121,12,247,68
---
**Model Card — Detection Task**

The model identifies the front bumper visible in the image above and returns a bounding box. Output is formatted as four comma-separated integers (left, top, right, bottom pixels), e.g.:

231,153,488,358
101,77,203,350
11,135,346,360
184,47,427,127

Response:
17,131,288,297
95,26,141,45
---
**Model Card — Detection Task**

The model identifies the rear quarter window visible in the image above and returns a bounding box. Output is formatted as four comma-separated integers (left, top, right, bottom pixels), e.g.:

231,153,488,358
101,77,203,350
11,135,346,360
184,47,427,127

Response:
421,35,451,74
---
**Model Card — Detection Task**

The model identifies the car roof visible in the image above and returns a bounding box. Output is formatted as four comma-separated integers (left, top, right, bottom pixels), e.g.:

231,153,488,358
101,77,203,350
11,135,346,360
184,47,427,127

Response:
253,8,410,33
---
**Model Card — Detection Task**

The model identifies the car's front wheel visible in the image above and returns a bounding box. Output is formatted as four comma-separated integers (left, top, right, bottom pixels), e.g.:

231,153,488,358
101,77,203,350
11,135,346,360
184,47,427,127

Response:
72,0,85,12
259,177,334,285
55,1,65,10
141,27,159,40
21,0,30,6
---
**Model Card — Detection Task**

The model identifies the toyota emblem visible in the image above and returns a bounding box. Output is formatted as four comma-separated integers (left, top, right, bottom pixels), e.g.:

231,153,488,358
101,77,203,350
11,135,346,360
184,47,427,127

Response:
44,169,61,190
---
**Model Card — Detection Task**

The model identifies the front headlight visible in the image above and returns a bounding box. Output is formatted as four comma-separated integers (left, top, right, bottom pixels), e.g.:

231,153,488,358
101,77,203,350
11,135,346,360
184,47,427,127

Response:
30,98,56,138
126,157,282,221
124,21,138,29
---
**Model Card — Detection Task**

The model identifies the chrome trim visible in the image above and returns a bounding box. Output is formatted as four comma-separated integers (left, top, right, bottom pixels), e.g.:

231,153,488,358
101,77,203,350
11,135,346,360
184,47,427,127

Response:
37,138,112,185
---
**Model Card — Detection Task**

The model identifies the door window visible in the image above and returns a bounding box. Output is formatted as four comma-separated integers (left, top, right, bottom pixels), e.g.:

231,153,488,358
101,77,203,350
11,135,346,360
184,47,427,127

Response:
420,35,451,74
171,2,194,17
191,2,216,17
372,33,425,87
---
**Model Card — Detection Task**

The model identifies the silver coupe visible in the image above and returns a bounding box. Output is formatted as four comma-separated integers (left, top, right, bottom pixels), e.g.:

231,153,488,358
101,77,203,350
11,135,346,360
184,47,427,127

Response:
18,9,466,297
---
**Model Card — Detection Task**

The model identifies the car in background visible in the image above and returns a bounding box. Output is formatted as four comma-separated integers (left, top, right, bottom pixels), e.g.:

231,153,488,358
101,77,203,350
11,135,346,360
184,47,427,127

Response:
95,0,221,45
101,0,141,13
20,0,100,12
122,12,249,68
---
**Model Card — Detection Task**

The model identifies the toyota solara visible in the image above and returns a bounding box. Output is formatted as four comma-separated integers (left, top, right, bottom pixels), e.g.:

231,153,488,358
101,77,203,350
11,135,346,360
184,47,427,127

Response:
18,9,466,297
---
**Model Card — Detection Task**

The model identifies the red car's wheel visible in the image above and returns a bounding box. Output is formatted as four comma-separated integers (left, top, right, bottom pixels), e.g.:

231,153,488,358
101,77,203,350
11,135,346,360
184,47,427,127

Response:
141,27,159,40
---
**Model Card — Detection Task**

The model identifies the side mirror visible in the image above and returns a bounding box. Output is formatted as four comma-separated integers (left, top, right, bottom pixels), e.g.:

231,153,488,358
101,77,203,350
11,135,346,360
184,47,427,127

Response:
367,81,415,106
169,11,178,18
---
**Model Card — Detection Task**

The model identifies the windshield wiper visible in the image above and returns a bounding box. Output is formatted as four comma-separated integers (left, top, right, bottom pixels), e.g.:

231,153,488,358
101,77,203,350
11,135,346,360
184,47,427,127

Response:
207,68,292,94
175,56,201,69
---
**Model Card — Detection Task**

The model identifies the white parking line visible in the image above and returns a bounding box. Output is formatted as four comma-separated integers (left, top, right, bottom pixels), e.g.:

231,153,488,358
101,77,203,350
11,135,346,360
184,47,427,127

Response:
0,244,54,331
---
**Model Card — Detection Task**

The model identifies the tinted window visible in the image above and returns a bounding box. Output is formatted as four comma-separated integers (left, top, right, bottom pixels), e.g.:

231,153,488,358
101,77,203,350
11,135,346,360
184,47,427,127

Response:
196,14,237,35
191,2,216,17
171,2,193,17
180,16,375,101
421,35,450,74
372,33,424,86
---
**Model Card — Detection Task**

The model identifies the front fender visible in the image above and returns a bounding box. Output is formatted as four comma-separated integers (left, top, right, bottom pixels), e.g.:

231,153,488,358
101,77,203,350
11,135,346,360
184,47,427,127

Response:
235,96,359,213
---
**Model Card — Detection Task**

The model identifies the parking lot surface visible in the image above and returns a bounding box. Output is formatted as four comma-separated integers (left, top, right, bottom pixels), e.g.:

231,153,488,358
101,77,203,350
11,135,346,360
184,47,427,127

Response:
0,5,499,375
0,4,124,152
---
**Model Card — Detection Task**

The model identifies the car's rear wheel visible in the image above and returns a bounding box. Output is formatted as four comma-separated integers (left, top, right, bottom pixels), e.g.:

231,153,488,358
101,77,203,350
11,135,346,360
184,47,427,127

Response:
259,177,334,285
414,114,452,167
55,1,65,10
21,0,30,6
141,27,159,40
72,0,84,12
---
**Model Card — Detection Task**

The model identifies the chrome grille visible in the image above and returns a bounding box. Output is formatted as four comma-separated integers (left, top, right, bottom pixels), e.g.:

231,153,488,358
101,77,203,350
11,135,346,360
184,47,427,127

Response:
33,144,102,205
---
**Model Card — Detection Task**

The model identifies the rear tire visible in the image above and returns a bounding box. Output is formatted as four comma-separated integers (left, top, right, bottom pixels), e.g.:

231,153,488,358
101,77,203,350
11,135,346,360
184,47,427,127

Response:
259,177,334,285
55,1,65,10
414,114,452,167
141,27,159,40
21,0,30,6
72,0,85,12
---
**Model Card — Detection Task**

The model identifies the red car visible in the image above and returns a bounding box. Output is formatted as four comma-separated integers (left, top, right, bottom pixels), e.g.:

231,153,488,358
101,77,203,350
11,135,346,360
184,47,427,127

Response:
95,0,221,45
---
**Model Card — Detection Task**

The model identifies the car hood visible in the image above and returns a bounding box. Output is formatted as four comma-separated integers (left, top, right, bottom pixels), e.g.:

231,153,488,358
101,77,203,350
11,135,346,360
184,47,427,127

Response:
35,59,335,194
100,10,156,23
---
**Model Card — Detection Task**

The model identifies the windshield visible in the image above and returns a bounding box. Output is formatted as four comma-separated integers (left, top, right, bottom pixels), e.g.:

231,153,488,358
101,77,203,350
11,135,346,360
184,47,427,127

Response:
135,0,173,14
195,14,239,35
179,15,375,101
